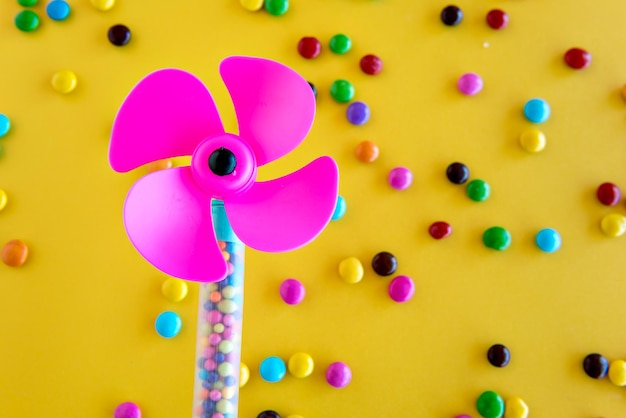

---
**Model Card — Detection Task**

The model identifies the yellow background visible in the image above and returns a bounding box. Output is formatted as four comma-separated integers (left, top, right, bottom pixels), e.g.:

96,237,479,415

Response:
1,1,626,417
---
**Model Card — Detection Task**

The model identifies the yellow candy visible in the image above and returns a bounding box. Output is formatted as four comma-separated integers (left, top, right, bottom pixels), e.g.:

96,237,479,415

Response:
90,0,115,11
0,189,7,211
240,0,264,11
51,70,77,94
338,256,364,284
504,396,529,418
600,213,626,237
216,399,233,414
239,362,250,387
161,277,188,302
288,352,314,378
519,128,546,153
608,359,626,386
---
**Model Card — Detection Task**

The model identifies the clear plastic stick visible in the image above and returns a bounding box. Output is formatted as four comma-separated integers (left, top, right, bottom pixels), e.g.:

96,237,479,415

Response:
192,201,244,418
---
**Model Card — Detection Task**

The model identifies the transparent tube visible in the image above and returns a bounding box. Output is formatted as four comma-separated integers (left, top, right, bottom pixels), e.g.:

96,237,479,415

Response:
193,201,244,418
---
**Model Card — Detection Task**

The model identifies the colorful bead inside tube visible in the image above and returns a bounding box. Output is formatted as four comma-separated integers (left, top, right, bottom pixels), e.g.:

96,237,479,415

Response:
193,239,244,418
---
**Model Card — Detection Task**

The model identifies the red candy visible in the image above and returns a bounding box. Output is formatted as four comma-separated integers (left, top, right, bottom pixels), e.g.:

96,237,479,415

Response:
429,221,452,239
486,9,508,30
564,48,591,69
597,182,621,206
360,54,383,75
297,37,321,59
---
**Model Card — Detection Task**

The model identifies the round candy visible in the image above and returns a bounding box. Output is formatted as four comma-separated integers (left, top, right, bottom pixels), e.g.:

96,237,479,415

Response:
51,70,77,94
146,159,173,173
338,256,364,284
466,179,490,202
161,277,188,302
90,0,115,10
46,1,71,21
388,275,415,303
240,0,264,11
265,0,288,16
355,140,379,163
487,344,510,367
326,362,351,388
446,162,469,184
216,399,234,414
429,221,452,239
371,251,397,276
0,114,10,138
583,353,609,379
360,54,383,75
279,278,305,305
346,101,370,125
523,98,550,124
18,0,39,5
1,239,28,267
535,228,561,253
388,167,413,190
331,195,346,220
308,81,317,98
441,5,463,26
455,416,472,418
259,356,286,382
257,411,280,418
486,9,508,29
114,402,141,418
476,390,504,418
240,362,250,387
330,80,354,103
597,182,621,206
600,213,626,237
519,128,546,153
457,73,483,96
0,189,7,211
329,34,351,54
155,311,182,338
608,360,626,386
15,10,40,32
564,47,591,70
297,37,321,59
505,397,529,418
288,352,314,378
108,24,132,46
483,227,511,251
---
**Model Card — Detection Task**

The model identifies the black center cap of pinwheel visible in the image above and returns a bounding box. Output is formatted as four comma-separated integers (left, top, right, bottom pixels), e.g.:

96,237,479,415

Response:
208,147,237,176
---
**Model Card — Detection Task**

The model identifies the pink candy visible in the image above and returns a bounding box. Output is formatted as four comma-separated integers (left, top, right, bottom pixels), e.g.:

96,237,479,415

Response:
114,402,141,418
457,73,483,96
388,275,415,303
279,278,306,305
326,361,352,388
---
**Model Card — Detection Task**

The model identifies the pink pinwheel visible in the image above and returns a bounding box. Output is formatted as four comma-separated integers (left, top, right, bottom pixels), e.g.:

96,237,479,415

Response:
109,56,339,282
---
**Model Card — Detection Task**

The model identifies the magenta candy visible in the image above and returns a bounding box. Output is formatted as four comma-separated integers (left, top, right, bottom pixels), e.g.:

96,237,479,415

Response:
326,362,352,388
457,73,483,96
388,275,415,303
114,402,141,418
454,415,472,418
279,278,305,305
388,167,413,190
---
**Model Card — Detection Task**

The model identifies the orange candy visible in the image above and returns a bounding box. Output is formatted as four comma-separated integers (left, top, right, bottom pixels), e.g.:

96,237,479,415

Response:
209,291,222,303
355,140,379,163
2,239,29,267
146,159,173,173
622,84,626,101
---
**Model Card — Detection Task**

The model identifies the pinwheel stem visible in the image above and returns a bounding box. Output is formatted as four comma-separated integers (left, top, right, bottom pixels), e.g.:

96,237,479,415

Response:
193,200,244,418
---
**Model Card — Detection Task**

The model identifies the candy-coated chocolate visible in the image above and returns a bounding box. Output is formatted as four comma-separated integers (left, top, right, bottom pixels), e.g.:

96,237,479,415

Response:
297,37,321,59
388,167,413,190
483,227,511,251
503,397,528,418
51,70,77,94
355,140,379,163
288,352,314,378
564,48,591,69
279,278,305,305
360,54,383,75
240,0,264,11
596,182,621,206
338,256,364,284
113,402,141,418
388,275,415,303
260,356,286,382
1,239,28,267
15,10,40,32
600,213,626,237
330,80,354,103
155,311,182,338
519,128,546,153
371,251,397,276
457,73,483,96
441,5,463,26
535,228,561,253
329,34,351,54
583,353,609,378
476,390,504,418
523,98,550,124
486,9,508,30
161,277,188,302
108,24,132,46
346,101,370,125
487,344,510,367
466,179,490,202
446,162,469,184
326,362,351,388
90,0,115,10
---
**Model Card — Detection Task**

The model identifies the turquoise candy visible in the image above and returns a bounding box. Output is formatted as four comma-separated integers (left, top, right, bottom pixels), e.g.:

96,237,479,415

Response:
476,390,504,418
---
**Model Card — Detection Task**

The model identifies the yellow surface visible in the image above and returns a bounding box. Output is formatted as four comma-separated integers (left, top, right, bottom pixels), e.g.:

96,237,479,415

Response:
2,1,626,417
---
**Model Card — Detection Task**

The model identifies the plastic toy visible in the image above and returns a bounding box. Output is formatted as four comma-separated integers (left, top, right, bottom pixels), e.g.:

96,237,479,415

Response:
109,56,339,417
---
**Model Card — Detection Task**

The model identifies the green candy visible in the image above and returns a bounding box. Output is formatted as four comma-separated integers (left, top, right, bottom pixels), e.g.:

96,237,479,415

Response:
330,79,355,103
476,390,504,418
265,0,288,16
483,227,511,251
329,34,352,54
15,10,40,32
18,0,39,6
466,179,490,202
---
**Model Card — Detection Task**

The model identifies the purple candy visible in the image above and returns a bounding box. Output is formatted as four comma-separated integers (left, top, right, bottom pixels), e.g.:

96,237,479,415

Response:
457,72,483,96
326,361,352,388
388,275,415,303
346,101,370,125
279,278,305,305
114,402,141,418
388,167,413,190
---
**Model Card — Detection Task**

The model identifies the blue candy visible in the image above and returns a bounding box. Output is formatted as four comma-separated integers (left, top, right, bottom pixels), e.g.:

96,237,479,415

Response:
524,98,550,123
536,228,561,253
259,356,286,382
155,311,182,338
